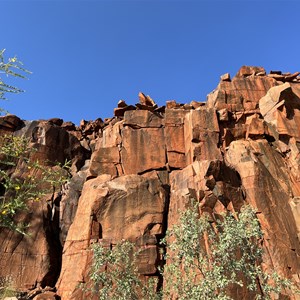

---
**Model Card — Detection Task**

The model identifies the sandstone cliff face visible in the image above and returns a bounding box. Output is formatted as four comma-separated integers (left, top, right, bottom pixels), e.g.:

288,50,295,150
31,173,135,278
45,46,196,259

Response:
1,66,300,299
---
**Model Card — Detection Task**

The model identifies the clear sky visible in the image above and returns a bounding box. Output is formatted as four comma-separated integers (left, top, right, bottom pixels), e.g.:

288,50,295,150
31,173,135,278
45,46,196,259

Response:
1,0,300,125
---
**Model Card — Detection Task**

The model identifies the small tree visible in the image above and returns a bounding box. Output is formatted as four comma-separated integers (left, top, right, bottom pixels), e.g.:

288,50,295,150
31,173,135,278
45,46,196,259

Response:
87,240,161,300
161,202,294,300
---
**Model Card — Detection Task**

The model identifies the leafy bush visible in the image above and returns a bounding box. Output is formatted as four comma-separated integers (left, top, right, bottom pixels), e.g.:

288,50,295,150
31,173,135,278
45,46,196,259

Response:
0,134,70,233
0,276,17,298
161,202,294,300
0,49,70,234
88,202,297,300
87,240,161,300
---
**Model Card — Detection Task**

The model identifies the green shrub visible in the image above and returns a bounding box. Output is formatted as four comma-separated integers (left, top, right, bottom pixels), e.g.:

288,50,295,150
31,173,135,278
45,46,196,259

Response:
161,202,294,300
0,134,70,233
0,49,69,234
88,202,297,299
87,240,161,300
0,276,17,299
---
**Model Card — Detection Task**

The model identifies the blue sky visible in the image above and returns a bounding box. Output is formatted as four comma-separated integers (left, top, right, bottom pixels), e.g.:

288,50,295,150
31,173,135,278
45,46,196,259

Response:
1,0,300,124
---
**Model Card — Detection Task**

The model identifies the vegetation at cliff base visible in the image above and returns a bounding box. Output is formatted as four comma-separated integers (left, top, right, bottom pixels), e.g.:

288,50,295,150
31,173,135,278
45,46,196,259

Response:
89,203,295,300
86,240,160,300
161,203,293,300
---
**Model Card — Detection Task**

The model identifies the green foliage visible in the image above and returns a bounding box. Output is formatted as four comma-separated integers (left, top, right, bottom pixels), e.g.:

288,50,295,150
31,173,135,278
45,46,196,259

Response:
0,276,17,299
0,48,31,103
87,240,161,300
161,202,294,300
88,203,298,300
0,134,70,233
0,49,68,234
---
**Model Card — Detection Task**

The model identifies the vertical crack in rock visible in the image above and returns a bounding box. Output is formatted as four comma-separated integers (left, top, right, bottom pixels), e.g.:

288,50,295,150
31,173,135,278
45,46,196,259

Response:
41,194,63,288
59,159,90,246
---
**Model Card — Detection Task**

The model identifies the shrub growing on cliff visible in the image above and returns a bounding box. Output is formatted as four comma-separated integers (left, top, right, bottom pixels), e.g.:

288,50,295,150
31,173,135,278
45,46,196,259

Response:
161,202,293,300
87,240,161,300
0,276,17,298
0,134,70,233
0,49,69,233
89,204,296,299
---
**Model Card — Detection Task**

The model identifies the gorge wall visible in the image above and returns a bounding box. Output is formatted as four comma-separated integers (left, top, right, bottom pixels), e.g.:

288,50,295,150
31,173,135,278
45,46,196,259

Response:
1,66,300,299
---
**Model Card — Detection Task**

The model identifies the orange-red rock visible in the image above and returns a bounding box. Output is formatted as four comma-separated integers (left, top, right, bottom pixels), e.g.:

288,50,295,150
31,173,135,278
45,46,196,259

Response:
120,126,166,174
1,66,300,300
207,66,278,113
225,140,300,280
124,110,163,128
0,120,87,291
57,172,167,298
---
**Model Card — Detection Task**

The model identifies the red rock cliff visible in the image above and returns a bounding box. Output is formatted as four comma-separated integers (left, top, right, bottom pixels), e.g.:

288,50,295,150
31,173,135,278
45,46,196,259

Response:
1,66,300,299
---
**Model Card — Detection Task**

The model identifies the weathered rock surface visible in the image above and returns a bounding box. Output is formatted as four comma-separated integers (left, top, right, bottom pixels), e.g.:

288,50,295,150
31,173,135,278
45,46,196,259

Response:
1,66,300,299
0,114,24,133
57,172,168,299
0,120,88,292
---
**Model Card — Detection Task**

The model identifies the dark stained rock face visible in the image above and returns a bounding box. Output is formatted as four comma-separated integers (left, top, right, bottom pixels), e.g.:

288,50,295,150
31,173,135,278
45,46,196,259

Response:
0,120,88,291
1,66,300,299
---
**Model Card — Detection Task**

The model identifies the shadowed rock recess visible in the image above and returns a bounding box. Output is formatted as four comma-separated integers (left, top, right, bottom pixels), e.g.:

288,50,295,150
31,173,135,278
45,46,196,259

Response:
1,66,300,299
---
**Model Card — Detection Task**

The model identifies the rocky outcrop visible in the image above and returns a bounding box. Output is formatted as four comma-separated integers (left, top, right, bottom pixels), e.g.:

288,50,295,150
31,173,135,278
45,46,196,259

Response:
57,172,168,299
1,66,300,299
0,119,88,293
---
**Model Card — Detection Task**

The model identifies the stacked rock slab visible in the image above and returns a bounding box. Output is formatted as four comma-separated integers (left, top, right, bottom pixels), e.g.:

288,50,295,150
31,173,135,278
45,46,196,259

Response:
1,66,300,299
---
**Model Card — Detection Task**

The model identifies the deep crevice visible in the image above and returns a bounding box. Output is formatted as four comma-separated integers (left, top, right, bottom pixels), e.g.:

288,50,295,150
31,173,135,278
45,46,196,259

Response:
137,166,167,176
41,194,63,288
156,181,170,293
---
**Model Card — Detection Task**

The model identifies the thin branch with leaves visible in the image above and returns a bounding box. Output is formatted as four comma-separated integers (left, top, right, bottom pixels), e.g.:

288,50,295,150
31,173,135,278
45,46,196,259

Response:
0,48,31,101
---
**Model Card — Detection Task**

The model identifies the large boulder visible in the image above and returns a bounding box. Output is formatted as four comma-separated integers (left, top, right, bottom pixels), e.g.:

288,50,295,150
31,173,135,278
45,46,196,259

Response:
225,140,300,280
259,83,300,141
57,172,168,299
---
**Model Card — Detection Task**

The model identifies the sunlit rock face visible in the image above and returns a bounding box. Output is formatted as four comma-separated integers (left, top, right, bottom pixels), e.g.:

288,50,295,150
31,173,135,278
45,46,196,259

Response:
1,67,300,299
